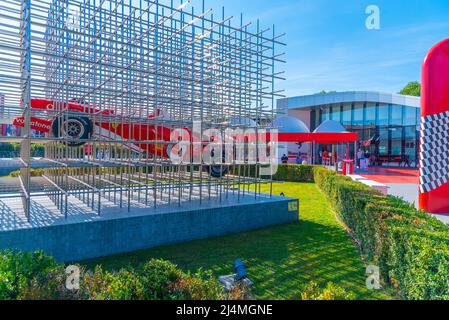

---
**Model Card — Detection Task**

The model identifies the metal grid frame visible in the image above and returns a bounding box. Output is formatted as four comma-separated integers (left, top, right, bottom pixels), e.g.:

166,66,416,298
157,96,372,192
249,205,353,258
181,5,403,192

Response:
0,0,285,223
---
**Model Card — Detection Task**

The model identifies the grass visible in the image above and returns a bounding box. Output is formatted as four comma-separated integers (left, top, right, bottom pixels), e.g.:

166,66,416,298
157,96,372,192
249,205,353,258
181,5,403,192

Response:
82,182,391,300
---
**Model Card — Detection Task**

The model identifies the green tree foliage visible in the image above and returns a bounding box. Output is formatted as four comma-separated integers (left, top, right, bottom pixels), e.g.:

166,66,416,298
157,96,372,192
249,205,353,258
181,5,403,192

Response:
399,81,421,97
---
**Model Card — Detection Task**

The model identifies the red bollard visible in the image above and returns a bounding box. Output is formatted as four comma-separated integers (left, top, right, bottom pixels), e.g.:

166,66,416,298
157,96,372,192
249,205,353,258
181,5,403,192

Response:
342,159,354,176
419,38,449,214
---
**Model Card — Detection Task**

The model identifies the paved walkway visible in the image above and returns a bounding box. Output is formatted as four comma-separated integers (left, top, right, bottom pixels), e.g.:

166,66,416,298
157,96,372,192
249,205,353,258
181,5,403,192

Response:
356,168,419,207
386,183,419,209
357,167,419,184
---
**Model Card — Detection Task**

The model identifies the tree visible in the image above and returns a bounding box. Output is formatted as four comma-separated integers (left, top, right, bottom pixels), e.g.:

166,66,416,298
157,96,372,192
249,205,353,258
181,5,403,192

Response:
399,81,421,97
316,90,337,95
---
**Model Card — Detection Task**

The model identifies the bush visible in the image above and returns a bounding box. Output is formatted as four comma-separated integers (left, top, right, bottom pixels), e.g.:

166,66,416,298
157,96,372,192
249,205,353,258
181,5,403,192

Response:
273,165,315,183
310,166,449,300
0,252,236,300
0,250,59,300
139,259,184,299
81,260,228,300
10,169,45,178
17,265,84,300
83,267,147,300
299,282,355,300
0,143,45,158
171,269,225,300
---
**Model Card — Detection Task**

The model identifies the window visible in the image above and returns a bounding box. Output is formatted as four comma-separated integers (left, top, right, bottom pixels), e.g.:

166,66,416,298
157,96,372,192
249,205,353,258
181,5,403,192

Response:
365,103,377,126
379,128,389,155
377,105,389,126
353,103,364,127
342,104,352,125
390,127,403,156
404,126,417,165
331,105,341,123
390,105,404,126
403,106,418,126
320,106,330,122
404,125,417,139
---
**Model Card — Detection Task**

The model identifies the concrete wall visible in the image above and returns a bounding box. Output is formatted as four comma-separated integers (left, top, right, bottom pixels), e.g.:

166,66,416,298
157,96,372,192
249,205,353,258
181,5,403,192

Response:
0,197,299,262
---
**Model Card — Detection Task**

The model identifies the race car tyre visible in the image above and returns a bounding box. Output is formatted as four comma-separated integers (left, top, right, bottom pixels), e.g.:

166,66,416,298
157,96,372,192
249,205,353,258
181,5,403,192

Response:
52,115,93,147
206,164,231,178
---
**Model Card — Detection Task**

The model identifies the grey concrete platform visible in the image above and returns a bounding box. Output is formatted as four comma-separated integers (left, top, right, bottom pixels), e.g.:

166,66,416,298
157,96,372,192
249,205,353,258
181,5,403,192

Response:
0,193,299,262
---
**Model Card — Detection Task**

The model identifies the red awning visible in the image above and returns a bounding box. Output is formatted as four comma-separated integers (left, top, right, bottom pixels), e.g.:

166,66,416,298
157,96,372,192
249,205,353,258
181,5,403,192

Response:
310,132,358,144
276,132,358,144
277,132,312,142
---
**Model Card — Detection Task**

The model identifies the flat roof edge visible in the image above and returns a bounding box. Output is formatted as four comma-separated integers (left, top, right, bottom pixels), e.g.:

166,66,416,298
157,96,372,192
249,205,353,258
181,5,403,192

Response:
278,91,420,109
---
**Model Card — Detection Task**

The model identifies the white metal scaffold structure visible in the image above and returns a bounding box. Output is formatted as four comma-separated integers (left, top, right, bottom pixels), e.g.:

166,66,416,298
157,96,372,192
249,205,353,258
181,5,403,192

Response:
0,0,285,226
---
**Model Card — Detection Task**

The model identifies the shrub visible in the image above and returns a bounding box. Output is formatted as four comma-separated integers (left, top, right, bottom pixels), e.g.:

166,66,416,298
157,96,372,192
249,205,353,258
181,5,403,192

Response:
0,250,59,300
171,269,225,300
81,260,226,300
91,268,146,300
0,143,45,158
10,169,45,178
0,252,231,300
17,265,84,300
273,165,315,183
139,259,184,299
299,282,355,300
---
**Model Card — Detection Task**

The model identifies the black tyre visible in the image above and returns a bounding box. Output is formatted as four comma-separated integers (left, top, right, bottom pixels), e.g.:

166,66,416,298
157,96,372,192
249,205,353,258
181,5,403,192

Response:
203,147,230,178
206,164,230,178
52,115,93,147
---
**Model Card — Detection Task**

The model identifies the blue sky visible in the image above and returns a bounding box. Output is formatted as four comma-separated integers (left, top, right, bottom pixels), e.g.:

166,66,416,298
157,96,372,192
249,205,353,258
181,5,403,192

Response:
201,0,449,97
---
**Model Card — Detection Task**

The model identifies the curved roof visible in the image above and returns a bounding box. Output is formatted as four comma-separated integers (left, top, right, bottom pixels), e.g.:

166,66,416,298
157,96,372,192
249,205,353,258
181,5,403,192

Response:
271,116,358,143
273,115,310,133
313,120,347,133
229,117,257,127
278,91,420,110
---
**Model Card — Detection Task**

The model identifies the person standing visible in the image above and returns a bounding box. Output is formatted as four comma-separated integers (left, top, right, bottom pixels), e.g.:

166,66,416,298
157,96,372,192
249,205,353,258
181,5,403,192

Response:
365,150,371,167
356,149,364,168
323,149,329,166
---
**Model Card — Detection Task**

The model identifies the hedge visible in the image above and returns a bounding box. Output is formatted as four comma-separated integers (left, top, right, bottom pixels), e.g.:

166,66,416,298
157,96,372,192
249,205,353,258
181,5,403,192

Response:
0,251,249,300
273,164,315,183
275,164,449,299
311,165,449,300
0,143,45,158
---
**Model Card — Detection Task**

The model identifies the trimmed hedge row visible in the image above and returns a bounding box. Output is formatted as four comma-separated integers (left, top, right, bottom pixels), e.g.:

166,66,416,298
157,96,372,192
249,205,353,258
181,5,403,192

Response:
276,165,449,299
311,166,449,300
273,165,315,183
0,143,45,158
0,251,249,300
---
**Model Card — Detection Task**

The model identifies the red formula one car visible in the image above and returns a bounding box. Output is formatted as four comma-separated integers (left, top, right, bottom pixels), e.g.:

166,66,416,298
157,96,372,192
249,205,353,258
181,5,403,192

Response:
13,98,232,177
14,98,174,155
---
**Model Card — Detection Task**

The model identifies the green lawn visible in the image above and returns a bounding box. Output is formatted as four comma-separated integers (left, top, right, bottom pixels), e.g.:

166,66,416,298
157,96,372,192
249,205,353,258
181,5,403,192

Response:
82,182,391,300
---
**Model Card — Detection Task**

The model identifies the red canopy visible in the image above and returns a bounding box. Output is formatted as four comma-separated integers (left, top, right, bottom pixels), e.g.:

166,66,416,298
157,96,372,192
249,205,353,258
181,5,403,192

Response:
272,117,358,144
277,132,358,144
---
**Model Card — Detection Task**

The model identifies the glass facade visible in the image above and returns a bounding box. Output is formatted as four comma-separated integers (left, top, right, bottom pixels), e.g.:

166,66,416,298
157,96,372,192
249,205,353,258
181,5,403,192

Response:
312,102,420,167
